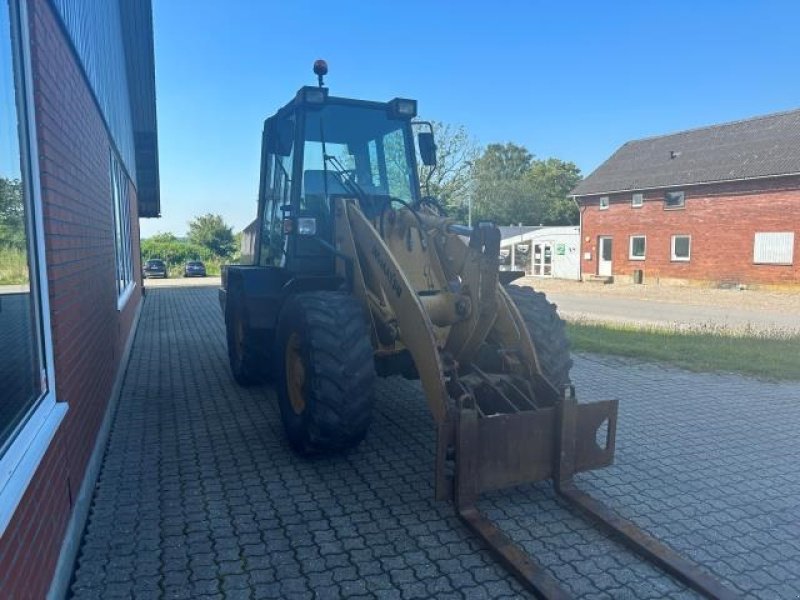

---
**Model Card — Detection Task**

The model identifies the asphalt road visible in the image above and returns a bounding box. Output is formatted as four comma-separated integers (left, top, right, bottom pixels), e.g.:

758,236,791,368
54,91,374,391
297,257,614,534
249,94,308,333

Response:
142,276,800,333
143,276,221,288
542,290,800,332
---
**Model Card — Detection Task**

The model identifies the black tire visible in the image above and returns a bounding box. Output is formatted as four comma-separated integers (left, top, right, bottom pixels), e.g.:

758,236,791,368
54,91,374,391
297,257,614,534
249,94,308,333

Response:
275,291,376,455
225,283,267,386
505,284,572,391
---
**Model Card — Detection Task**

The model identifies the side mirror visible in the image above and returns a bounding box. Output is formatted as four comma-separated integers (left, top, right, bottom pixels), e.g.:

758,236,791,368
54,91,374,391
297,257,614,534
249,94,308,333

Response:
265,119,294,157
418,132,437,167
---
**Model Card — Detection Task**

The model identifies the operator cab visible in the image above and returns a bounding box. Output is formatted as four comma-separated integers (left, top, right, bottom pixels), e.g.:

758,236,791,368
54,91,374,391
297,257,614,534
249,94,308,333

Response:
255,61,436,275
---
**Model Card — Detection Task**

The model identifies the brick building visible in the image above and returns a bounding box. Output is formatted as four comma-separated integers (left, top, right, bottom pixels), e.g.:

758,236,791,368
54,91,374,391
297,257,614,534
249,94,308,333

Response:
571,109,800,287
0,0,159,597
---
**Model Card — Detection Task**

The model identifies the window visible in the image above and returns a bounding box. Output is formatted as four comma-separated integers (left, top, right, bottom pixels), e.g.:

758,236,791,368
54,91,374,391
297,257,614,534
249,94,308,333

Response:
632,193,644,207
665,190,685,209
599,196,609,210
753,232,794,265
0,0,65,534
259,115,295,267
382,128,413,201
671,235,691,261
110,154,134,305
629,235,646,260
301,103,416,204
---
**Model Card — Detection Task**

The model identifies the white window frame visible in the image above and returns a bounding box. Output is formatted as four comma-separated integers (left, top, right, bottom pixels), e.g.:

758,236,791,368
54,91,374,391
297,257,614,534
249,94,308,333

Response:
629,235,646,260
664,190,685,210
110,153,135,309
753,232,794,265
631,192,644,207
599,196,609,210
671,235,691,262
0,0,67,536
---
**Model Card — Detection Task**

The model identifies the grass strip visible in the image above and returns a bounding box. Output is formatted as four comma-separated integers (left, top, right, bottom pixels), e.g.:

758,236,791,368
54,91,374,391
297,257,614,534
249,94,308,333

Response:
567,321,800,381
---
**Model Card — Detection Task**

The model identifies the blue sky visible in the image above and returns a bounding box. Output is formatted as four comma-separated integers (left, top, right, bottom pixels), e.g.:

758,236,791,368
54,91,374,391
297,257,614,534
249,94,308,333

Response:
144,0,800,237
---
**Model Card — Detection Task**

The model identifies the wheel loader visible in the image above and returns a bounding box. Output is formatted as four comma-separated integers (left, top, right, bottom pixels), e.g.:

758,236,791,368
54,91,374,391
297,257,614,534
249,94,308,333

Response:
220,61,736,599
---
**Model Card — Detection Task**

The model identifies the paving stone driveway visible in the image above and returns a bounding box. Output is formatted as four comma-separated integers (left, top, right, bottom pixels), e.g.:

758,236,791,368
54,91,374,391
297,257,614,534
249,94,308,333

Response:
69,287,800,599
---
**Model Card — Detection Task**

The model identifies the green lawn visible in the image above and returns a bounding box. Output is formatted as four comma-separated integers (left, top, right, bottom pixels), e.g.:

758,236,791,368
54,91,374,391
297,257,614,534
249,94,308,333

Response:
0,246,28,285
567,321,800,381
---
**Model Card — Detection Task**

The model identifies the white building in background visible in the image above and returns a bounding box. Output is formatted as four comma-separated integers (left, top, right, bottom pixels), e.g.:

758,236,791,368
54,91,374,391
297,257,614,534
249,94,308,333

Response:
240,219,259,264
499,226,580,280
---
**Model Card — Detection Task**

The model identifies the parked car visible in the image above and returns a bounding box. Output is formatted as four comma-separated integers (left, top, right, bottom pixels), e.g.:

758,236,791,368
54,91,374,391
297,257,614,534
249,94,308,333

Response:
184,260,207,277
143,258,167,278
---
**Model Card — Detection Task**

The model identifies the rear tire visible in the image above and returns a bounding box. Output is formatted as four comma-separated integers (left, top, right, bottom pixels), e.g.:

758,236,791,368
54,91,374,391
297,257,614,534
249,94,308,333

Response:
225,283,268,386
505,284,572,391
275,291,376,455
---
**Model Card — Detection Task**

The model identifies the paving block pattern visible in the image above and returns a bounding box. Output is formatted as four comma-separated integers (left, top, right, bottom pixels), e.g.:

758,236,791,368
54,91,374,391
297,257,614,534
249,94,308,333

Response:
70,287,800,599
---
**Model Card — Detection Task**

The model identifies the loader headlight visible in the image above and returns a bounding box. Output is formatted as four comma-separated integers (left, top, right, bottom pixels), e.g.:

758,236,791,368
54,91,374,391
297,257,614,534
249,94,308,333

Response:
388,98,417,119
297,217,317,236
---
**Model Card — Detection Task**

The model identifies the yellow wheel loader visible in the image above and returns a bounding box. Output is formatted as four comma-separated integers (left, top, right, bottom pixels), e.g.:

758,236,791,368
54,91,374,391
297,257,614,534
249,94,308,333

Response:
220,61,736,599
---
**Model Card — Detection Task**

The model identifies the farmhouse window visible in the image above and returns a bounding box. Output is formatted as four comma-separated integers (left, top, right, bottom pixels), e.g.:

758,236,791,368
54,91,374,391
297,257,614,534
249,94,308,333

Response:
110,153,135,307
629,235,646,260
599,196,609,210
665,190,685,209
753,232,794,265
631,193,644,207
671,235,691,261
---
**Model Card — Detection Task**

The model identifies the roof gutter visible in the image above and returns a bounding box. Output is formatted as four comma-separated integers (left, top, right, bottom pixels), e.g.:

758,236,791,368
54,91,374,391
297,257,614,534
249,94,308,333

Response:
570,170,800,200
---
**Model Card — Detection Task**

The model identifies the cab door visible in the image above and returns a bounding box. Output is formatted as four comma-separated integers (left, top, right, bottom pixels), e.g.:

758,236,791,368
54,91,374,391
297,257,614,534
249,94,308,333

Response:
258,116,295,267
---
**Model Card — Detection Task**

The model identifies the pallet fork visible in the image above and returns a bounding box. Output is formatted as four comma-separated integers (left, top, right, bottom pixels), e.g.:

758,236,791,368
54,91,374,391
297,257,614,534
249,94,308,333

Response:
449,386,738,599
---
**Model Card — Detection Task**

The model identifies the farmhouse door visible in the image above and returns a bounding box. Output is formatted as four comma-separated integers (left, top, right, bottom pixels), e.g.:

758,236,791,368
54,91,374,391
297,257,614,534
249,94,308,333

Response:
532,243,553,276
598,237,613,276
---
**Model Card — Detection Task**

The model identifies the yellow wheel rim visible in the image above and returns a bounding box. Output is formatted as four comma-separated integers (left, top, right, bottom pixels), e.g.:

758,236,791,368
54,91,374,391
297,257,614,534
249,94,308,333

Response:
286,332,306,415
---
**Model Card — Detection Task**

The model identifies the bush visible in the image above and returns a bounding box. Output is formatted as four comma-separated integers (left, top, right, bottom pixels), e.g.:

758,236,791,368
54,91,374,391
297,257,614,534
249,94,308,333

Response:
141,235,227,278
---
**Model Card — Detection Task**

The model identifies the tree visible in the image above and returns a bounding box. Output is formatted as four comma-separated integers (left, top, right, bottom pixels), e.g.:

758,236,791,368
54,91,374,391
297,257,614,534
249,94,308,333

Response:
469,144,582,226
416,121,479,221
470,143,536,224
525,158,582,225
187,213,236,258
146,231,179,245
141,235,212,265
0,177,25,249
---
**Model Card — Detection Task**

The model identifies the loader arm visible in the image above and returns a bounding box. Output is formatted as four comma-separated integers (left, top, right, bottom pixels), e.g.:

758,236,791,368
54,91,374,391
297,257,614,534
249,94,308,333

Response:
339,201,452,423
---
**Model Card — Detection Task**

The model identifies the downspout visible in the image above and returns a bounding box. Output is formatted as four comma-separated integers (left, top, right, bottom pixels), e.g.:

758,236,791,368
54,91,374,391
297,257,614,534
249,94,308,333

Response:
572,195,584,281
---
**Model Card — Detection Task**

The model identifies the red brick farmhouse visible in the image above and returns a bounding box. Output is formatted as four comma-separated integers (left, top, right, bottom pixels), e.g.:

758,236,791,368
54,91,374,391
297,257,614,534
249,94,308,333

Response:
571,109,800,287
0,0,159,597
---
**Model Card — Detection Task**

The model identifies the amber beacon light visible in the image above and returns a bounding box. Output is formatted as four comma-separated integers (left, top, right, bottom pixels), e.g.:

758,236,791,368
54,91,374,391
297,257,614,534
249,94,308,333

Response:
313,59,328,87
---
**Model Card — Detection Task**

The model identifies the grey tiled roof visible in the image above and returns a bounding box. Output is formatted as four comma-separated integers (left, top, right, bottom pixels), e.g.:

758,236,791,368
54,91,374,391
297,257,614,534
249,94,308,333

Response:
571,108,800,197
498,225,540,240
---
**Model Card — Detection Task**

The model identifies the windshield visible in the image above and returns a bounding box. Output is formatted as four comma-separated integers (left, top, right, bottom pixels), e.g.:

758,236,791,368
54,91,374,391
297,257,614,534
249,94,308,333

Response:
301,103,417,213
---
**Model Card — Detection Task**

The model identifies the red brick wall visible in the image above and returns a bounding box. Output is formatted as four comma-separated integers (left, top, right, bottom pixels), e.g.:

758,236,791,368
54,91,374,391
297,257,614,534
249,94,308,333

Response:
578,176,800,286
0,0,144,597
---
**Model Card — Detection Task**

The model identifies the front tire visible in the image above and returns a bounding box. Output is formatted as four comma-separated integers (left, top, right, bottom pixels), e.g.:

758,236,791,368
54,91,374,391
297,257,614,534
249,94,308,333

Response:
505,284,572,391
275,291,376,455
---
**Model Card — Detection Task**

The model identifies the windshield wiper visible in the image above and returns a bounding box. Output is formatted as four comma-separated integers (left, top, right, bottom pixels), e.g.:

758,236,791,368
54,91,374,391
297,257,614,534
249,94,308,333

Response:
325,154,370,201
